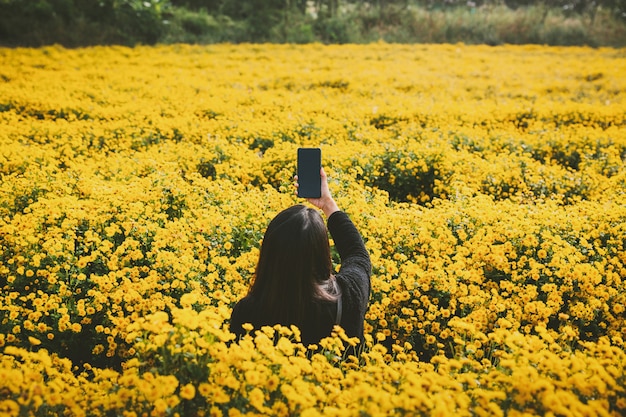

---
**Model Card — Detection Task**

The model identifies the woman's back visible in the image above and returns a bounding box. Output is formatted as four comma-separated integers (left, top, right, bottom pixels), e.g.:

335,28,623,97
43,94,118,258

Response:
229,169,371,348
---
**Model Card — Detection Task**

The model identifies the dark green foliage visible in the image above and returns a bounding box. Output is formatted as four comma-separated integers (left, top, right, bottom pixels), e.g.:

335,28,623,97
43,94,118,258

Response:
169,0,223,12
354,149,447,204
197,159,217,179
0,0,169,46
0,0,625,46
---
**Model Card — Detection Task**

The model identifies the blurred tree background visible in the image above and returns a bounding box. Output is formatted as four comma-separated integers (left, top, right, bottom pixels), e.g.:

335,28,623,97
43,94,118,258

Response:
0,0,624,47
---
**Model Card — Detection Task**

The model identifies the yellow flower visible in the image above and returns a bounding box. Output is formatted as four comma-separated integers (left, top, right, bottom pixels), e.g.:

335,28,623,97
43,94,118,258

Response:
245,370,261,386
265,375,280,392
198,383,212,398
212,387,230,404
0,400,20,415
179,383,195,400
248,387,266,412
153,398,168,414
28,336,42,346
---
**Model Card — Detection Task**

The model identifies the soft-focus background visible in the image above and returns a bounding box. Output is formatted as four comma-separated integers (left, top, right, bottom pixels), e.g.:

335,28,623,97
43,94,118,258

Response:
0,0,625,47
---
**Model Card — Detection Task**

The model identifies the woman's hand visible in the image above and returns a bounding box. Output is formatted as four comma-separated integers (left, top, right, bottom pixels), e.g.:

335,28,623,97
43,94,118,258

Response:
295,167,339,218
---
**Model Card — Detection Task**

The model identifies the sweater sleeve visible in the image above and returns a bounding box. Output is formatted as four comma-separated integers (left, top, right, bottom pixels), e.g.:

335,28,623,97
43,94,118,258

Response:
327,211,371,335
328,211,371,274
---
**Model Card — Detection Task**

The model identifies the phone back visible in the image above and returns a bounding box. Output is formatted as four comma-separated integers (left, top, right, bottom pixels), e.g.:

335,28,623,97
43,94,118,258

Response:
297,148,321,198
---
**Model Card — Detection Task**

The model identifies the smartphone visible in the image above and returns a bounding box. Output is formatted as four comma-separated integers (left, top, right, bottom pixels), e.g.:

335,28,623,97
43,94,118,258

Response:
297,148,321,198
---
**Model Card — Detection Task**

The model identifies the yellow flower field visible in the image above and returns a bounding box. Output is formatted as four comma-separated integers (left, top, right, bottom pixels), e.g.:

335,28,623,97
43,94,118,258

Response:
0,43,625,416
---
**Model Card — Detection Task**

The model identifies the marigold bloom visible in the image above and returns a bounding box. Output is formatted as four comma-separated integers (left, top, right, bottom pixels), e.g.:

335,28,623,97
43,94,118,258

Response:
179,383,195,400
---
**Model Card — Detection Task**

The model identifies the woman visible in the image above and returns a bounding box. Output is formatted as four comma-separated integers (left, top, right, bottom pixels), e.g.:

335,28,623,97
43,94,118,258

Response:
229,168,371,348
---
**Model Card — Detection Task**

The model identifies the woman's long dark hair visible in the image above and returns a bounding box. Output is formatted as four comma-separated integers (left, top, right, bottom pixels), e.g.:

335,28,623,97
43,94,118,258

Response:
248,204,339,327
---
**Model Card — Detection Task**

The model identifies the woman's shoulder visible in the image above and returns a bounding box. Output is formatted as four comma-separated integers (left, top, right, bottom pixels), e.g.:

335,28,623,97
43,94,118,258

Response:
232,294,258,311
231,295,261,322
230,295,261,332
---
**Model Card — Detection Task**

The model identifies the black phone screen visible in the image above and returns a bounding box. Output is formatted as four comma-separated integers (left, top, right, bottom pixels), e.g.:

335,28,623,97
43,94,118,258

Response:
297,148,321,198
